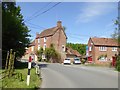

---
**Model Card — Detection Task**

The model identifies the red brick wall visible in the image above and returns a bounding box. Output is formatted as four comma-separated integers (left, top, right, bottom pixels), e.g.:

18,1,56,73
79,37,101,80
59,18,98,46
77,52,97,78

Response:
94,46,118,64
88,39,95,62
52,29,67,62
88,38,118,65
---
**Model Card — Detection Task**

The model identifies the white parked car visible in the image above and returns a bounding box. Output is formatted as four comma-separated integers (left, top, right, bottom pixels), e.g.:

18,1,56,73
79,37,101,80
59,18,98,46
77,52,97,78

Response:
64,58,71,64
73,58,81,64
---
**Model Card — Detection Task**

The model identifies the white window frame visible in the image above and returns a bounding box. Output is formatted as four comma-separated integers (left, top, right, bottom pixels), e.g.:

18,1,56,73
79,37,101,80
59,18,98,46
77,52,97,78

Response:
43,44,46,50
99,57,107,62
44,37,46,42
31,46,34,51
38,45,40,50
62,45,65,52
99,46,107,51
112,47,117,51
89,46,92,51
38,38,40,43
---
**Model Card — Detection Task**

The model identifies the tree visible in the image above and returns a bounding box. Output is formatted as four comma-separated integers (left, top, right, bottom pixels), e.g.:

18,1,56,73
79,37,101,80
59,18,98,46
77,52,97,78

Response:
66,43,87,55
111,19,120,42
112,18,120,71
2,2,30,65
44,44,61,63
36,47,43,61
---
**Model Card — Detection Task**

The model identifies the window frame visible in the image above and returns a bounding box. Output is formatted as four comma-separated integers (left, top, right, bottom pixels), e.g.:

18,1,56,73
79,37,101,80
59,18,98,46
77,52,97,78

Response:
99,46,107,51
38,38,40,43
38,45,40,50
99,56,107,61
44,37,47,42
112,47,117,51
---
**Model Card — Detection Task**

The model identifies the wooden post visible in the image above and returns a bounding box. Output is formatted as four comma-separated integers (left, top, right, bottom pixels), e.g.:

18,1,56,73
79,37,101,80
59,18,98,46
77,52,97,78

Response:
11,52,16,75
8,49,13,77
5,51,9,76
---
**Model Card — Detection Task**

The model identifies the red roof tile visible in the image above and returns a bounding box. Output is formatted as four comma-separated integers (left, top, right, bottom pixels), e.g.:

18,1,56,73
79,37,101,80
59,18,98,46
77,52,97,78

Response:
90,37,119,46
66,47,81,57
29,40,35,46
39,27,59,38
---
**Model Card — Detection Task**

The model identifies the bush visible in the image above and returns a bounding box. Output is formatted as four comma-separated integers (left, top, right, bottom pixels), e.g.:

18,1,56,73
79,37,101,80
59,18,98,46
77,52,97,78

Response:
115,55,120,72
81,59,86,64
38,56,42,62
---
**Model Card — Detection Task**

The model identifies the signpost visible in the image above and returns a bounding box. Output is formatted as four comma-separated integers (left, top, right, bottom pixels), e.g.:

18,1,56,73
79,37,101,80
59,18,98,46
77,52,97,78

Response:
27,56,32,86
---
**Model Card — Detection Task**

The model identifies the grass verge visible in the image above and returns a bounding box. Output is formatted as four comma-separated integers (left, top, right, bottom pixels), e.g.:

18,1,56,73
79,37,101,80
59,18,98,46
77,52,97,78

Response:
2,61,41,89
84,63,111,67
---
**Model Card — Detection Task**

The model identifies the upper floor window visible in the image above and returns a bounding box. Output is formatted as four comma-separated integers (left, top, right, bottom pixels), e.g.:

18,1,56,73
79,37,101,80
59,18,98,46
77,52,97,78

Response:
38,38,40,43
89,46,92,51
38,45,40,50
99,46,107,51
31,46,34,51
62,45,65,52
43,44,46,50
112,47,117,51
44,37,47,42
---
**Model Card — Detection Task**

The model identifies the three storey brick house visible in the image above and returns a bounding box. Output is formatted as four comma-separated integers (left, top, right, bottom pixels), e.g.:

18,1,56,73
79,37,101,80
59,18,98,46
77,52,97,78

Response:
25,21,67,62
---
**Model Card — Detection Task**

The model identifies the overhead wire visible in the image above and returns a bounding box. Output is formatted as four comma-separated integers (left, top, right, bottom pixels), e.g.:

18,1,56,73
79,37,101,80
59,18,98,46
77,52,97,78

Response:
24,2,61,22
24,2,52,22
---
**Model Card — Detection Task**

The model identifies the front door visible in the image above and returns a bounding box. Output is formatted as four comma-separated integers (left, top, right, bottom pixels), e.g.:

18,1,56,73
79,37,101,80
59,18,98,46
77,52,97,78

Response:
112,56,116,67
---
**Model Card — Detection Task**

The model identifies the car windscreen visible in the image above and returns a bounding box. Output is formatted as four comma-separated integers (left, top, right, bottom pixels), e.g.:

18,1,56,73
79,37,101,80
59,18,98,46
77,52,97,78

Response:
65,59,70,60
74,59,80,61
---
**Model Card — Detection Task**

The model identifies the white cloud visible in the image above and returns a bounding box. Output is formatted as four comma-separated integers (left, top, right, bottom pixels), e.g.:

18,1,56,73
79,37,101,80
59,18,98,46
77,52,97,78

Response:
76,2,116,23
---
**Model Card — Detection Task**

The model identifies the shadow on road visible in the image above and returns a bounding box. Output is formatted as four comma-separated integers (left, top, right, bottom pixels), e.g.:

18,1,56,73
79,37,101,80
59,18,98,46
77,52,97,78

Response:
38,64,48,68
31,61,48,69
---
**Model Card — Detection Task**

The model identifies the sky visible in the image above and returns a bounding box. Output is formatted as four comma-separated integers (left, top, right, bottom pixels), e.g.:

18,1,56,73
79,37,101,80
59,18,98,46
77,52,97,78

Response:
16,2,118,44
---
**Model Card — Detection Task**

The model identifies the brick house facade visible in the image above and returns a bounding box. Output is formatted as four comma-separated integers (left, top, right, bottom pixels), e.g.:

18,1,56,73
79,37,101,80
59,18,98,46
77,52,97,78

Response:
87,37,119,65
25,21,67,62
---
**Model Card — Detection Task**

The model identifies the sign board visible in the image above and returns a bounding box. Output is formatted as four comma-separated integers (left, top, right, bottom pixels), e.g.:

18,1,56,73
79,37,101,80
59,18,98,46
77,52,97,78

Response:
86,46,89,57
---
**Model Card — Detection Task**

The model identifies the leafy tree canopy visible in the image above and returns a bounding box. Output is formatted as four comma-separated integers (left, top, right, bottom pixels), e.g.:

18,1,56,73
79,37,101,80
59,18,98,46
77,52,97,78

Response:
66,43,87,55
2,2,31,59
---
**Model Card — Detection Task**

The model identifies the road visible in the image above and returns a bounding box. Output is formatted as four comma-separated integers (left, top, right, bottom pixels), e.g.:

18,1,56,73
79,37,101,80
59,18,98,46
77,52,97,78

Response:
39,63,118,88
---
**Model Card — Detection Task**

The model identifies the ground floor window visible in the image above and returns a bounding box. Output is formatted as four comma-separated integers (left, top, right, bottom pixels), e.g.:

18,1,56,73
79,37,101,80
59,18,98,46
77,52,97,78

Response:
99,57,107,61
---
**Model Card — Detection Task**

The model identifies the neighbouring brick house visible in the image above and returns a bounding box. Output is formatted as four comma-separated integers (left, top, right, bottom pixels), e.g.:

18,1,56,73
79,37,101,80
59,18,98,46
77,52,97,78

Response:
24,21,67,62
87,37,119,65
66,47,81,63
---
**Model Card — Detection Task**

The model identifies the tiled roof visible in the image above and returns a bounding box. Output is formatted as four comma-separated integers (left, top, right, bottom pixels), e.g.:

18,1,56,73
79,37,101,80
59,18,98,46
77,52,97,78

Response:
39,27,59,38
66,47,81,57
90,37,119,46
38,21,67,38
29,40,35,46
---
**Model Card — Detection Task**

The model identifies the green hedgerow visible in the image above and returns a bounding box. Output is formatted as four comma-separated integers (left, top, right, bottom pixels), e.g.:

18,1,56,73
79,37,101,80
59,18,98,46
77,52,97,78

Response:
115,55,120,72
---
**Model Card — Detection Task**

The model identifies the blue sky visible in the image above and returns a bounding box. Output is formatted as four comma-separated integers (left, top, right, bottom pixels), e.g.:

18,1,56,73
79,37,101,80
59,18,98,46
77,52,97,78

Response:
16,2,118,44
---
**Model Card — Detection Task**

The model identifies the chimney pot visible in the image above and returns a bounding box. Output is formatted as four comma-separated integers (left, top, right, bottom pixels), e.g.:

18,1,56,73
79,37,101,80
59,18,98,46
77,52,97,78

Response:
57,21,62,28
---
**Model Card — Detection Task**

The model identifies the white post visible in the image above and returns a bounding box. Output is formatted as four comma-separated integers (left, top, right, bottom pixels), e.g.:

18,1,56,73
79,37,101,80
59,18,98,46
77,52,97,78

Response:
27,56,32,86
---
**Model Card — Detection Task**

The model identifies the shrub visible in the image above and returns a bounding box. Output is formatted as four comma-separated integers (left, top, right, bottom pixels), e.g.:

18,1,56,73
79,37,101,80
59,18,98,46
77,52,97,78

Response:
115,55,120,72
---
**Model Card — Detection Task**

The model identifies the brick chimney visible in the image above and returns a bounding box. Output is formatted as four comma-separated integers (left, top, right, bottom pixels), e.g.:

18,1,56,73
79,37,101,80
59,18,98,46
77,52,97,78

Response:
57,21,62,28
